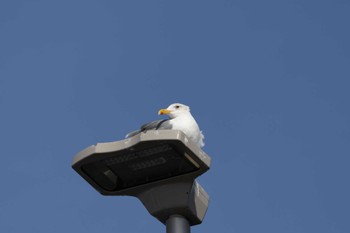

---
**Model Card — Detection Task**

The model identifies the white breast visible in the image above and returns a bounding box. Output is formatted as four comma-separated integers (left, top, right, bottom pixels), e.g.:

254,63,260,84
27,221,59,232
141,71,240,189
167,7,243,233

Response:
169,114,204,148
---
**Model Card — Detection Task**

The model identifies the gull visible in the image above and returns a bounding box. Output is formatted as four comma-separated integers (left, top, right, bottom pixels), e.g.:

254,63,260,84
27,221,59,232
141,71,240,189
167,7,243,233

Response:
126,103,205,148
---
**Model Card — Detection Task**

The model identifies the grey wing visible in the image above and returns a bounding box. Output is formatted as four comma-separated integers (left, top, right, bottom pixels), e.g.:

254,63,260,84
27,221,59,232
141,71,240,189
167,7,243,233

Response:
125,119,171,138
140,119,172,131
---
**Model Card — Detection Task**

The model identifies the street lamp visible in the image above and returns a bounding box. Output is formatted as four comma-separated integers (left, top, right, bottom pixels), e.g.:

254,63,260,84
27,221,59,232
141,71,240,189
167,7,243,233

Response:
72,130,211,233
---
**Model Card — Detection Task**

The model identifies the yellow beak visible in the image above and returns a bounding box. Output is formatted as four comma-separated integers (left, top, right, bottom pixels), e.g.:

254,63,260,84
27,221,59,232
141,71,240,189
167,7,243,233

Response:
158,109,172,115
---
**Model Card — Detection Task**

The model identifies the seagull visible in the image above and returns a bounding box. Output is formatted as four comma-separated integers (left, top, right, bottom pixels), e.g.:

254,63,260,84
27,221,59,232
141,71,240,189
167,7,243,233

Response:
126,103,205,148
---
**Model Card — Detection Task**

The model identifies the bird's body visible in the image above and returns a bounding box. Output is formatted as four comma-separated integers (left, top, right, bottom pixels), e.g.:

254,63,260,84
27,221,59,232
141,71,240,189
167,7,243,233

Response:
167,111,204,147
126,103,205,148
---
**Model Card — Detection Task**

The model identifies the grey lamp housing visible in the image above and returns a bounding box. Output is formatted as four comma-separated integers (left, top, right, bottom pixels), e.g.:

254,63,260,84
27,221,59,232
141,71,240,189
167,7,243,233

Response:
72,130,211,226
138,180,209,225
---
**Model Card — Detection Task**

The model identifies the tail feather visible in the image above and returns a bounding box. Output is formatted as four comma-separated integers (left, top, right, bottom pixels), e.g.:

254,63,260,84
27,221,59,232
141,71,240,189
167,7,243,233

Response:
125,130,141,138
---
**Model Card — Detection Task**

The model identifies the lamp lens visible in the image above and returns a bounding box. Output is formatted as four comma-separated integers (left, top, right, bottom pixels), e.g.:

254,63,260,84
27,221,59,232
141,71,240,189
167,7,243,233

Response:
82,144,198,191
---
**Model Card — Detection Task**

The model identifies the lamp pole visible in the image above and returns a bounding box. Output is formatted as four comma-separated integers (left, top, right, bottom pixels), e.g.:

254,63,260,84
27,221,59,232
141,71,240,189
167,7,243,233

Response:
166,215,190,233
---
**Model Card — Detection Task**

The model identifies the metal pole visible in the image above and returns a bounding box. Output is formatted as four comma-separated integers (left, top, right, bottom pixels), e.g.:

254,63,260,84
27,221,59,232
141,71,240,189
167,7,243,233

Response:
166,215,190,233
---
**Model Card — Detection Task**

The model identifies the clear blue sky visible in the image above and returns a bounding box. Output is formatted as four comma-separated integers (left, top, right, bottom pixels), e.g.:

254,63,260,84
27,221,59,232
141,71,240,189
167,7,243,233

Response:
1,1,349,232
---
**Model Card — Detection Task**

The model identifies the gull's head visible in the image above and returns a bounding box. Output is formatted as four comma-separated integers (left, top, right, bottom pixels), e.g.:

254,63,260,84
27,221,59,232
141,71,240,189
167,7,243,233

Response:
158,103,190,118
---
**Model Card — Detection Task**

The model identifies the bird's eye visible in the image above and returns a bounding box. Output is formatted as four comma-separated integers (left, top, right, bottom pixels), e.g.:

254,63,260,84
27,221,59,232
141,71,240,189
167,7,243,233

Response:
175,105,180,109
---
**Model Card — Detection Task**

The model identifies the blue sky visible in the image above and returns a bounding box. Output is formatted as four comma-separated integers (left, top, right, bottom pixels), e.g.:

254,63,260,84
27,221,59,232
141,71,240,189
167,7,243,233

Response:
1,0,349,232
